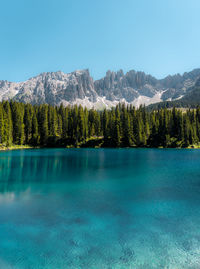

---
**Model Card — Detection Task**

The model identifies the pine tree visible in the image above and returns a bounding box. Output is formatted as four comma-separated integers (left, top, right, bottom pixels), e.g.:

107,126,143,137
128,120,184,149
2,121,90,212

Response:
3,101,13,146
121,104,133,146
183,115,190,147
59,104,68,139
0,103,4,144
84,107,89,140
113,106,121,146
24,104,33,144
31,110,39,145
48,106,58,137
77,105,85,142
38,105,48,145
11,102,25,145
102,109,109,145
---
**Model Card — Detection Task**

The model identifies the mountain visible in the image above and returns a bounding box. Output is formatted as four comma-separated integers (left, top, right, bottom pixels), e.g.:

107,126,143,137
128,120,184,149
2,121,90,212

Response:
0,68,200,108
147,77,200,110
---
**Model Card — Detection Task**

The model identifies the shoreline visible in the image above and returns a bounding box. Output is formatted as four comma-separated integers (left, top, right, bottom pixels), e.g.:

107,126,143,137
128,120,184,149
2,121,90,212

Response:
0,144,200,152
0,145,37,151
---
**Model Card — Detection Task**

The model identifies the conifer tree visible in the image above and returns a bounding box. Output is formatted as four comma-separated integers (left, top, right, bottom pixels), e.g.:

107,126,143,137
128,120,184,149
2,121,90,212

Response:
59,104,68,139
84,107,89,140
24,104,33,144
102,109,109,144
3,101,13,146
77,105,85,142
113,106,121,146
0,104,4,144
11,102,25,145
31,110,39,145
38,105,48,144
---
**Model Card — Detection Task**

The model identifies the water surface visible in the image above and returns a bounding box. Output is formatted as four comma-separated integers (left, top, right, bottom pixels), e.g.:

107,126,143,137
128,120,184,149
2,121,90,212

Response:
0,148,200,268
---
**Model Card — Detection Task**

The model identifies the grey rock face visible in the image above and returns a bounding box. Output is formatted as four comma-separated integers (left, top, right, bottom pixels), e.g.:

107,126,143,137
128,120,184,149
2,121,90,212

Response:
195,77,200,87
0,68,200,108
13,70,98,105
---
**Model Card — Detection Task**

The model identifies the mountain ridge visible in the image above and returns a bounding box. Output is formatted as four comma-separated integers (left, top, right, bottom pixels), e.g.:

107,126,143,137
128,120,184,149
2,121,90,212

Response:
0,68,200,109
148,77,200,110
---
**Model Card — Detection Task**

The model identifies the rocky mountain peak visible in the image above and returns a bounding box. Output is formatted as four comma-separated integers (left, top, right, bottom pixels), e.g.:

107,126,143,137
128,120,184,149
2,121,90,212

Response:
0,68,200,109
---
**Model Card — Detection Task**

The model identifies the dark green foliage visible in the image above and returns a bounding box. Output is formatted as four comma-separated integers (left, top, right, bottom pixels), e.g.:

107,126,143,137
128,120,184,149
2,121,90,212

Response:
113,106,121,147
0,101,200,148
24,104,33,144
38,105,48,144
0,103,4,144
3,101,13,146
10,102,24,145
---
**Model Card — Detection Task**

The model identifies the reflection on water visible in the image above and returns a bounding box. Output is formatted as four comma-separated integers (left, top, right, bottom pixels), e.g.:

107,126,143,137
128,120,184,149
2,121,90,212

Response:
0,148,153,194
0,148,200,268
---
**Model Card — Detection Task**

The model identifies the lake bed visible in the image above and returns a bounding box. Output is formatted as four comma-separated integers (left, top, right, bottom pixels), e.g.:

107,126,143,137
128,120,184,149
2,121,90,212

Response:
0,148,200,268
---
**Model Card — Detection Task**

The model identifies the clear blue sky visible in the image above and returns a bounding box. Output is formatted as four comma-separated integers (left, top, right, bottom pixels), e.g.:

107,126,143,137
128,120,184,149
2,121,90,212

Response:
1,0,200,81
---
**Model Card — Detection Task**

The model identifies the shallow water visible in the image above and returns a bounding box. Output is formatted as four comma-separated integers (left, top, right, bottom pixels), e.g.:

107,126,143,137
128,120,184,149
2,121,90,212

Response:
0,148,200,268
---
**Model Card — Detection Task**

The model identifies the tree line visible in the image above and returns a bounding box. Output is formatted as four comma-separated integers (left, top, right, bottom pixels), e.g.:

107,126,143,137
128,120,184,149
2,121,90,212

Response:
0,101,200,148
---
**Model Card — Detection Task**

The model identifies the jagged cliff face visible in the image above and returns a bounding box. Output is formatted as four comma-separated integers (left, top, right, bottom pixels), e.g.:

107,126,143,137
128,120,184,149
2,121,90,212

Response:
0,68,200,108
13,70,97,105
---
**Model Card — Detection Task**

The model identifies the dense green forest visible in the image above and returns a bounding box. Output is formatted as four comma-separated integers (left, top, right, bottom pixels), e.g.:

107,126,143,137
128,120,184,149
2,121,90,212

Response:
0,101,200,148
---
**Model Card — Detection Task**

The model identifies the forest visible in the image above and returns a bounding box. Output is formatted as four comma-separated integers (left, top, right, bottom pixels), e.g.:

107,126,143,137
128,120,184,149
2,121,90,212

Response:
0,101,200,148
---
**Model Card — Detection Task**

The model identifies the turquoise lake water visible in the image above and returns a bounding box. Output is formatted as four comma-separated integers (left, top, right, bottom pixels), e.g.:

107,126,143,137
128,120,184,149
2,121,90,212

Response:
0,148,200,268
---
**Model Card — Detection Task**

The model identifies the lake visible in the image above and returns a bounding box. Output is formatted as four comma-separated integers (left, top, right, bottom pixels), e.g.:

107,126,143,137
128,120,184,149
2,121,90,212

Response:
0,148,200,268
